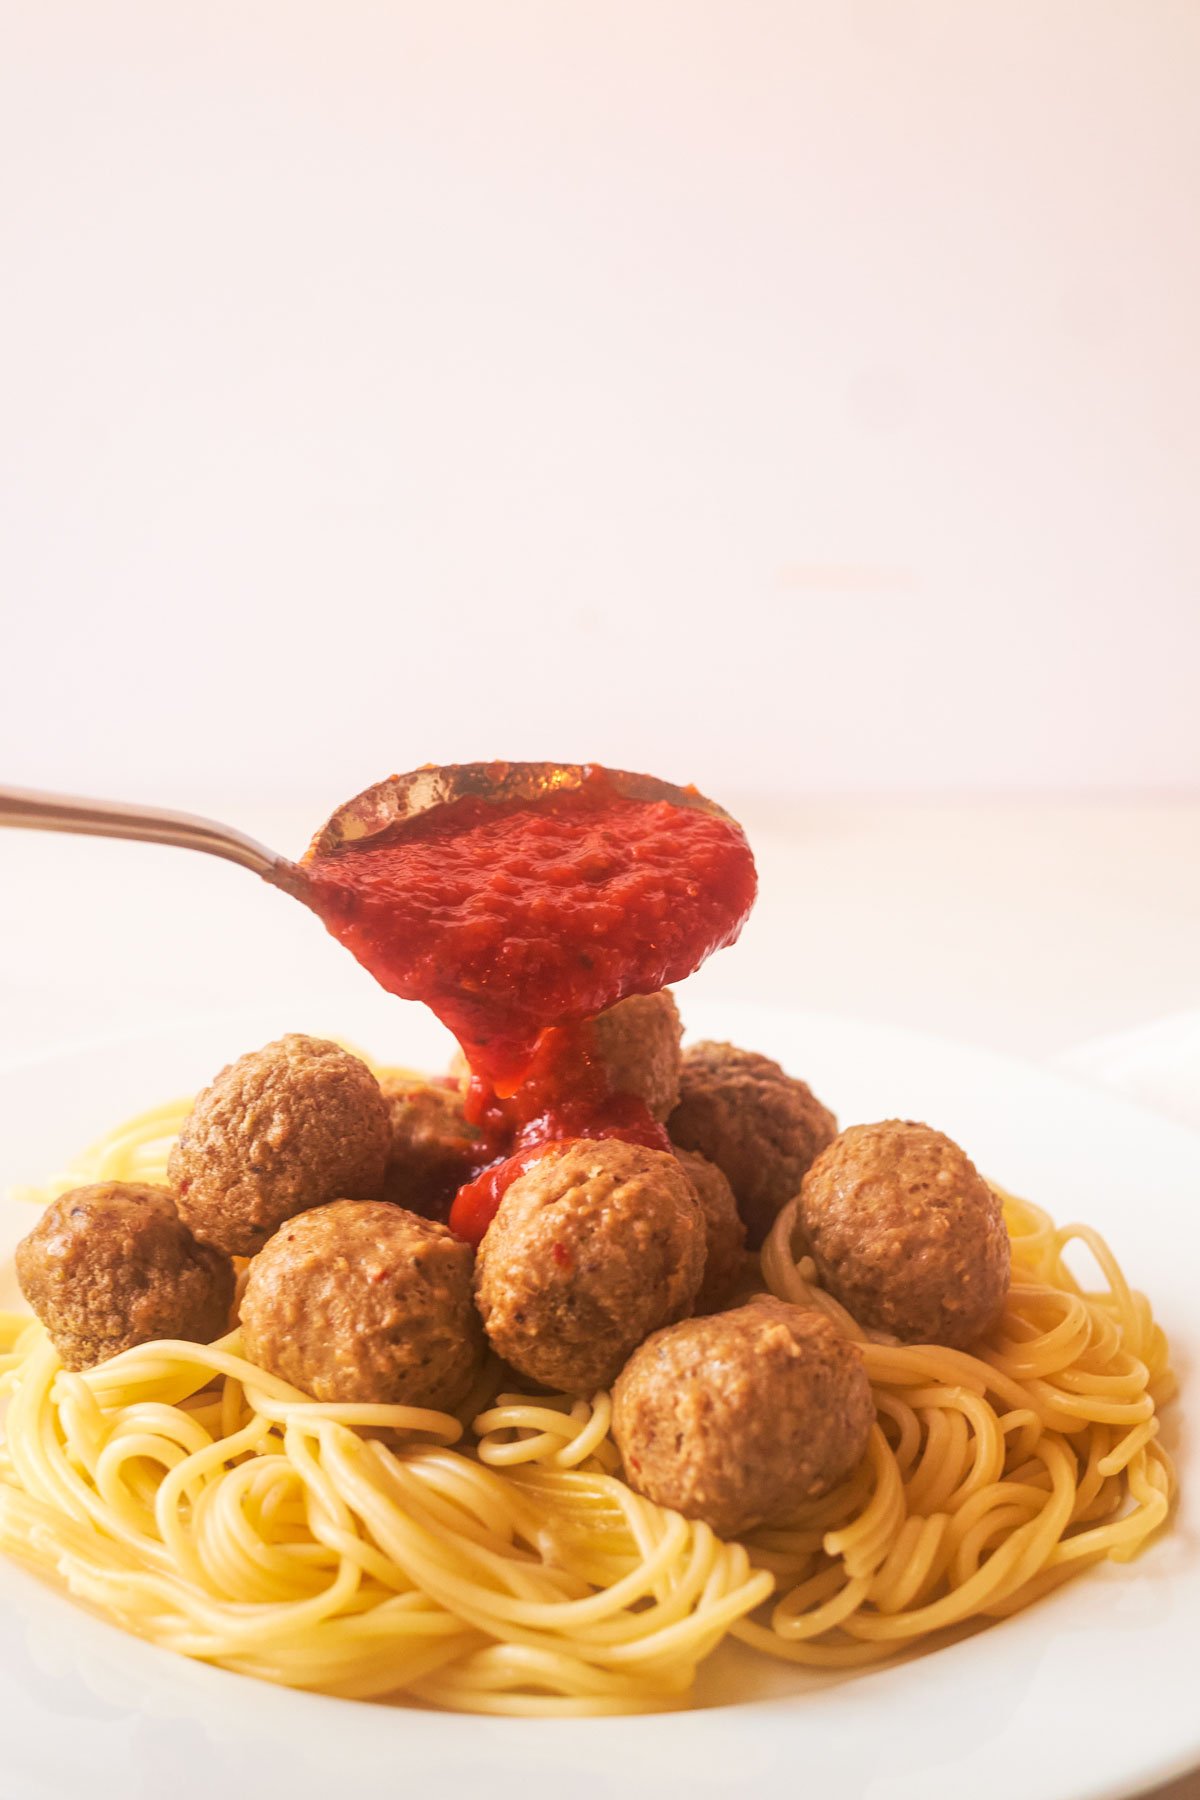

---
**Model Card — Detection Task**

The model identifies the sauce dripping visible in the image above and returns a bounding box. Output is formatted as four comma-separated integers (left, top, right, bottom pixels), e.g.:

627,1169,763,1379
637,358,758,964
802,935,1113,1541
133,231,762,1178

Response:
304,765,756,1242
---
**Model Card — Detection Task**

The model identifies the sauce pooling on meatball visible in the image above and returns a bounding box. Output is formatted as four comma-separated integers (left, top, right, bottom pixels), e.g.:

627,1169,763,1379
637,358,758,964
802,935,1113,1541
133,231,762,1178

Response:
447,1018,679,1245
303,766,757,1243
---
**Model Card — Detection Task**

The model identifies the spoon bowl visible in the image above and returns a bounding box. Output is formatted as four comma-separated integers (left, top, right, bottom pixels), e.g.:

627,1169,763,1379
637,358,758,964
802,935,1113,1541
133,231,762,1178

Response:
304,762,732,861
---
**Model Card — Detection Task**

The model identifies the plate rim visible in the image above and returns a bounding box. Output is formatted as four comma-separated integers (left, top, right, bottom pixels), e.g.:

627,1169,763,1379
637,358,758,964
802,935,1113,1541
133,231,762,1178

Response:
0,1003,1196,1800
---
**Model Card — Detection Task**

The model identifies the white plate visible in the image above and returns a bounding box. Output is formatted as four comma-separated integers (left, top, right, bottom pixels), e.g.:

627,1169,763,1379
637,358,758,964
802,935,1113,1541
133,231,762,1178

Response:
1,1002,1197,1800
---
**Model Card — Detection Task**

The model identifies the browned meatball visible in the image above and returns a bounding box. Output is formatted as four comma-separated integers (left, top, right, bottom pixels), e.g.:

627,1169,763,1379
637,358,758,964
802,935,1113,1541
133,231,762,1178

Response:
239,1200,484,1410
590,991,683,1122
15,1183,234,1371
668,1042,837,1250
675,1150,747,1312
379,1074,489,1222
798,1120,1011,1348
474,1139,705,1392
169,1035,392,1257
612,1298,873,1536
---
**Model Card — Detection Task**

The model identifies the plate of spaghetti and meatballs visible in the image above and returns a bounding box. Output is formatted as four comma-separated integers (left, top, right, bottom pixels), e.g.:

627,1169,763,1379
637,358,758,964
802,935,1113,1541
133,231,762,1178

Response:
0,760,1196,1800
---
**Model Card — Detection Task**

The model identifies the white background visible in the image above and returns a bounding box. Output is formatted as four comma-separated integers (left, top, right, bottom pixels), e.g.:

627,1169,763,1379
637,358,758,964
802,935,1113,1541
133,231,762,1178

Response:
2,0,1199,815
1,0,1197,1079
0,0,1198,1099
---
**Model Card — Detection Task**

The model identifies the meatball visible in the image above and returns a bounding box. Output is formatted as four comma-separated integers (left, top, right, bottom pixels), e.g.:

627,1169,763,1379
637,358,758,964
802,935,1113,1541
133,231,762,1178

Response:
15,1182,234,1371
668,1042,837,1250
798,1120,1011,1348
239,1200,484,1410
379,1074,488,1222
612,1298,873,1536
590,990,683,1122
169,1035,392,1257
675,1149,746,1312
474,1138,705,1392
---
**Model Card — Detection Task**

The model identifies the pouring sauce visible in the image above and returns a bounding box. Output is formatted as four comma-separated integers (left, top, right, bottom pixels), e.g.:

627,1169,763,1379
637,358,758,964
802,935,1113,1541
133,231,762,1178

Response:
305,765,756,1241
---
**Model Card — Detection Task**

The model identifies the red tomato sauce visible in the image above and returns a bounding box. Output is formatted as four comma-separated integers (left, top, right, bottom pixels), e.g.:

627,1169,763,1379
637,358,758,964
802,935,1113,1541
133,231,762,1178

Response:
448,1099,672,1247
304,766,756,1243
448,1018,675,1241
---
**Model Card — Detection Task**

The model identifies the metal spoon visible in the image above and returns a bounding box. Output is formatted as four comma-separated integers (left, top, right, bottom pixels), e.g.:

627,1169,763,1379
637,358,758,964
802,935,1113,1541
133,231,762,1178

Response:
302,762,730,858
0,765,730,904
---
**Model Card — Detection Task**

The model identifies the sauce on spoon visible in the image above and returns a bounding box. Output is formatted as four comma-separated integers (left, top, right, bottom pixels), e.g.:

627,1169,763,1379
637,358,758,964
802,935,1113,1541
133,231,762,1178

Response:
304,763,756,1241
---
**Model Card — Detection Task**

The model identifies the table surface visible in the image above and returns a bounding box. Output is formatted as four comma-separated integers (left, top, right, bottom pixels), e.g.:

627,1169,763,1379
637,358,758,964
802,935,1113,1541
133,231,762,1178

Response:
1,794,1197,1798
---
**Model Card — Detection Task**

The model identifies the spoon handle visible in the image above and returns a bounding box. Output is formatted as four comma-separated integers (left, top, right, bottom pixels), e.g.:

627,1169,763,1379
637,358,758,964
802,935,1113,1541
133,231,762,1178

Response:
0,785,301,889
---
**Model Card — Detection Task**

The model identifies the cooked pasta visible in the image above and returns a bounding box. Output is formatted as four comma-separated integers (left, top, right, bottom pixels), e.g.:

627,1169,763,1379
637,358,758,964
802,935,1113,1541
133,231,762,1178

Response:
0,1087,1177,1711
0,1322,770,1712
734,1187,1176,1665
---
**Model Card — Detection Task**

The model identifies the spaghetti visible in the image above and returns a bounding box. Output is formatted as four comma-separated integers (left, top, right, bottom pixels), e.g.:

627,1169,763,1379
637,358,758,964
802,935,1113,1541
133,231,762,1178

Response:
0,1084,1178,1711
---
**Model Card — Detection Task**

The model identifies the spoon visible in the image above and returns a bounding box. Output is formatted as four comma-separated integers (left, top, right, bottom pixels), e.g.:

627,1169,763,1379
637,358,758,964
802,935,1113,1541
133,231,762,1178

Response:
0,764,730,905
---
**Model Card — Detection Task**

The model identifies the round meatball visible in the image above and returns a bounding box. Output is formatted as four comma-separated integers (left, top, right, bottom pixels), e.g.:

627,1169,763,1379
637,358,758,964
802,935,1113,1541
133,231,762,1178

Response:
474,1138,705,1392
798,1120,1011,1348
612,1298,873,1536
169,1035,392,1256
590,990,683,1122
240,1200,484,1410
15,1183,234,1371
675,1150,746,1312
379,1074,489,1222
668,1042,837,1250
